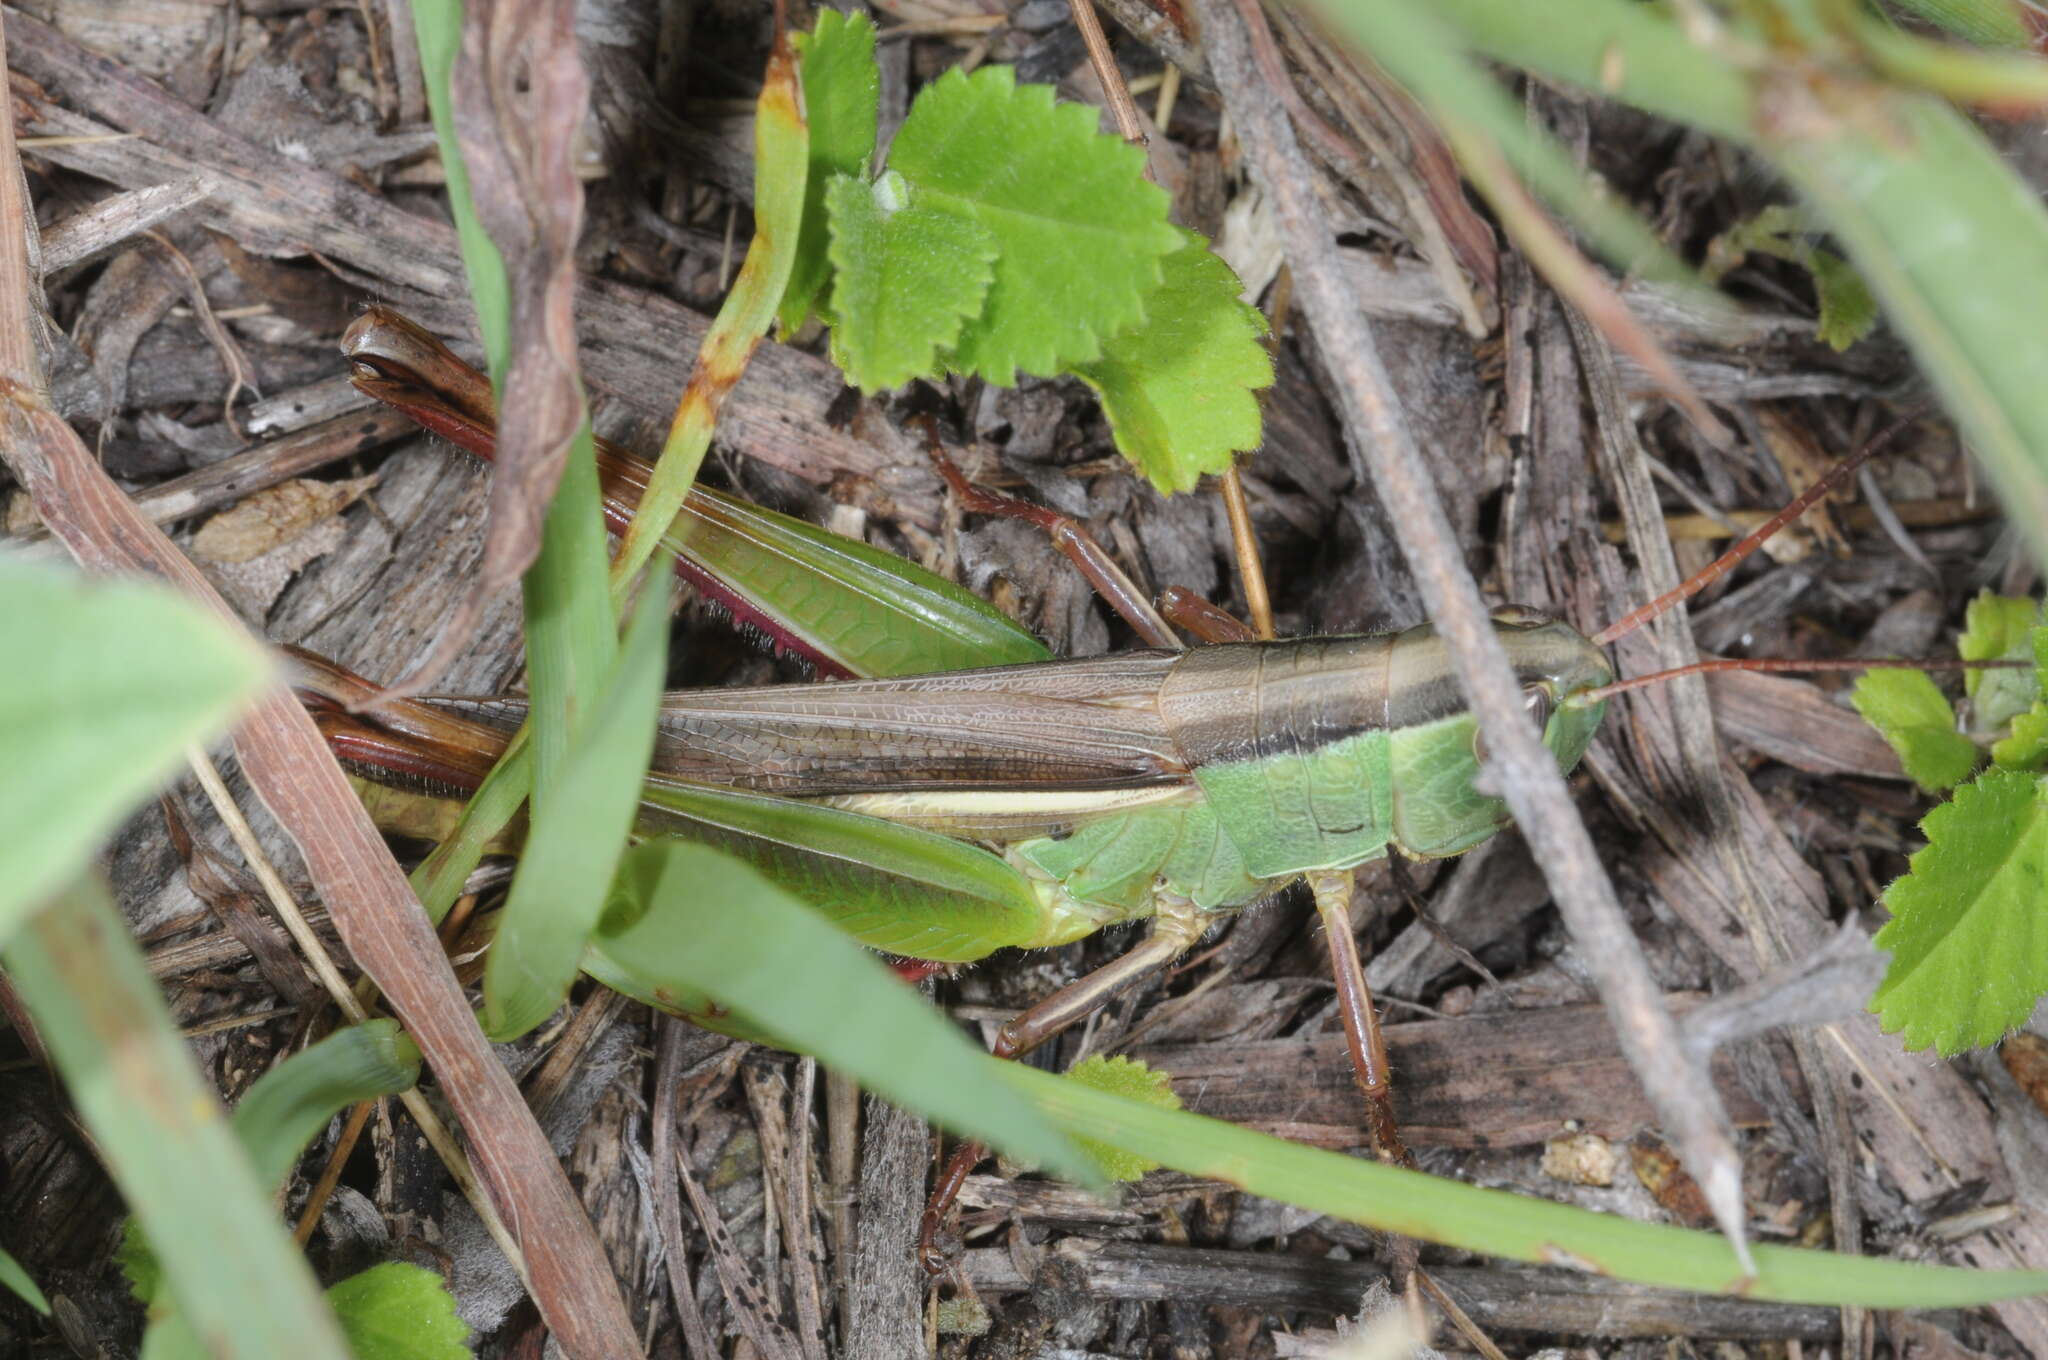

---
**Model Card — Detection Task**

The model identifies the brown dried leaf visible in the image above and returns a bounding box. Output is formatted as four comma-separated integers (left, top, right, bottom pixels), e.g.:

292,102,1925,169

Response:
1627,1133,1716,1228
191,474,376,563
2000,1032,2048,1118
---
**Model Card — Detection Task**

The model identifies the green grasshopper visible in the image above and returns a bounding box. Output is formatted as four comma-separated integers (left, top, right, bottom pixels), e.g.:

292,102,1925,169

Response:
302,308,1908,1268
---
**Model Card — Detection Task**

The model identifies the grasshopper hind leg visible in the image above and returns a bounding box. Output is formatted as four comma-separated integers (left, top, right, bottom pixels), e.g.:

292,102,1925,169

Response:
917,893,1211,1274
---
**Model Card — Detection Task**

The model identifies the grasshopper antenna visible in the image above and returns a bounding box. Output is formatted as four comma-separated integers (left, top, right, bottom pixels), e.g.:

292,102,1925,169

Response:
1577,654,2031,705
1590,411,1924,648
1578,406,2034,704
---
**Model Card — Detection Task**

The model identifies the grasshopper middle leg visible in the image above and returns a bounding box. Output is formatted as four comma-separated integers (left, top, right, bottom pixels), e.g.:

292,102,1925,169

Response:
918,894,1210,1272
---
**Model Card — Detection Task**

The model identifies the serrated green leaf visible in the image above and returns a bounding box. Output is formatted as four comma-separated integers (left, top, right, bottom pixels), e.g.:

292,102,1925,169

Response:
0,566,270,945
780,10,879,334
1872,767,2048,1054
1808,249,1880,351
1993,702,2048,771
1064,1055,1180,1182
1850,668,1980,792
328,1263,472,1360
825,171,998,390
888,66,1180,383
1073,231,1272,493
1959,591,2041,730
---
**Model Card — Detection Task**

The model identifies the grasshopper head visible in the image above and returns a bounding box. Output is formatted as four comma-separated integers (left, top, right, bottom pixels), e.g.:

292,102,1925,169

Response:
1487,606,1613,777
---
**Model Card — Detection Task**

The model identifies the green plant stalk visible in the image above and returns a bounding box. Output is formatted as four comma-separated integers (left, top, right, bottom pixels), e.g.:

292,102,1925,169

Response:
407,0,510,375
5,878,351,1358
1002,1062,2048,1307
608,28,807,602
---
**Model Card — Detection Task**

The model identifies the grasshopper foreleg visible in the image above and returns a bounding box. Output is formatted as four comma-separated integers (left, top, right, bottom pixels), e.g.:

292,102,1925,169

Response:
918,893,1210,1274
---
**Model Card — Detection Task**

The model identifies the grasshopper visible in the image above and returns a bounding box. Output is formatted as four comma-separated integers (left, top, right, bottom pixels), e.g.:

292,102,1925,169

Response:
303,308,1932,1272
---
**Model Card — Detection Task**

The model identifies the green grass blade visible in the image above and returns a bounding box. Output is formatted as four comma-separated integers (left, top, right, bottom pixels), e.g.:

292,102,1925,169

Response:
6,879,350,1358
407,0,509,373
484,567,673,1040
592,841,1101,1188
0,1249,47,1316
230,1020,421,1189
0,564,268,945
1003,1063,2048,1307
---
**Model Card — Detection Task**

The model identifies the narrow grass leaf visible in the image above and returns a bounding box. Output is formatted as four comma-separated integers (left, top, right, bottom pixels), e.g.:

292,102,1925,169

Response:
591,841,1100,1187
483,567,672,1040
6,879,349,1358
1888,0,2032,47
230,1020,420,1189
1309,0,1704,291
406,0,509,373
0,564,268,945
0,1250,47,1316
1001,1062,2048,1305
611,28,806,596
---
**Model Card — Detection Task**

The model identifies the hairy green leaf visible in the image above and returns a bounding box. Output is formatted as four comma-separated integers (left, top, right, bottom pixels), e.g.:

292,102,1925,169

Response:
591,840,1100,1188
780,9,879,334
1064,1056,1180,1182
328,1263,471,1360
0,565,268,946
1850,668,1979,792
1074,231,1273,493
825,170,999,390
1872,767,2048,1054
889,66,1180,383
1993,703,2048,771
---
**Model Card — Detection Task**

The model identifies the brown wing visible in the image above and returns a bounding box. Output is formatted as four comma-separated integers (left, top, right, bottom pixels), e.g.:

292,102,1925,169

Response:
648,651,1187,794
